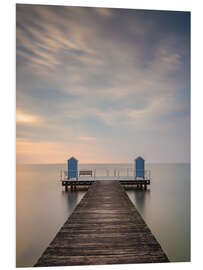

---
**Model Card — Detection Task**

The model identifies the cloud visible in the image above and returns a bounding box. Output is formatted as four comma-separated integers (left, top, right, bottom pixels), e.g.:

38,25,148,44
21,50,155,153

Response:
16,109,43,125
93,7,113,17
78,136,97,142
16,5,190,163
16,138,110,164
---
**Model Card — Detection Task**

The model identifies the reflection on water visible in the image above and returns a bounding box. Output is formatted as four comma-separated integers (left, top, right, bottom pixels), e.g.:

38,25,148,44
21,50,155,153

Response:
126,164,190,262
16,163,190,267
16,164,86,267
66,191,79,213
134,190,150,213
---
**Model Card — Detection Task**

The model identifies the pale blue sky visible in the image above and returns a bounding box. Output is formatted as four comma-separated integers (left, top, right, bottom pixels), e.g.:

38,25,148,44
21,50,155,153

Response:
16,5,190,163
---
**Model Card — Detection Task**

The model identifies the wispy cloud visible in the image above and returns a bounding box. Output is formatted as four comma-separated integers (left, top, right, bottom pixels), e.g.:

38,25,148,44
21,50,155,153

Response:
78,136,97,142
93,7,113,17
16,109,43,125
16,5,190,163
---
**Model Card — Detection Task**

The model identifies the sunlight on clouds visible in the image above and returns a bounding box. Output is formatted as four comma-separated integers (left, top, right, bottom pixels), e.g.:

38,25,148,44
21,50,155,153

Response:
78,136,96,141
127,108,148,119
16,6,190,163
94,7,112,17
16,138,110,164
16,110,42,124
127,98,164,120
16,139,70,163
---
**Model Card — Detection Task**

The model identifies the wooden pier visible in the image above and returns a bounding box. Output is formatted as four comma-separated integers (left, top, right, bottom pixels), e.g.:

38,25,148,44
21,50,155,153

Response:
35,180,169,267
62,179,150,191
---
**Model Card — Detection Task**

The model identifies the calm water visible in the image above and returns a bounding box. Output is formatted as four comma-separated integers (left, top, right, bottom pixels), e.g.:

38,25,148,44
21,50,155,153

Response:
16,163,190,267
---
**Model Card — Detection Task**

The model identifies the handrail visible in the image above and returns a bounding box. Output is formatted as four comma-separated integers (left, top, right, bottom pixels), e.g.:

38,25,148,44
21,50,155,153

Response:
60,168,151,181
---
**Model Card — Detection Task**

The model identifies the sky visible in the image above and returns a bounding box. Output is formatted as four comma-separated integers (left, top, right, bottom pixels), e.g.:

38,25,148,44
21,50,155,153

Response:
16,5,190,164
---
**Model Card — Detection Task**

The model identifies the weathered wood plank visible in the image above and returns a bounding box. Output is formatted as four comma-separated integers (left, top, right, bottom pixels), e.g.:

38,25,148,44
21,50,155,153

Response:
35,180,169,267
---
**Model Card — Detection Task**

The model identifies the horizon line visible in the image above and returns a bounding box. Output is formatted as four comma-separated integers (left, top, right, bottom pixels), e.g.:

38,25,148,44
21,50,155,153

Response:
16,162,191,165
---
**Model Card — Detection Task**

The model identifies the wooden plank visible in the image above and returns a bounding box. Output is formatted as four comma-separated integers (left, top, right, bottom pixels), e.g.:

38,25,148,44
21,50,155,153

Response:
61,179,150,191
35,180,169,267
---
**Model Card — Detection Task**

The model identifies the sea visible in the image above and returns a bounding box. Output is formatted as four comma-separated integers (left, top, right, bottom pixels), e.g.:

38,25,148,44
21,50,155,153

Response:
16,163,190,267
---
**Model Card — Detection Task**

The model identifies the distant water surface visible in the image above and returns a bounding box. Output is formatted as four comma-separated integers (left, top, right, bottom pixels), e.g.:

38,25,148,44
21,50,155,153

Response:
16,163,190,267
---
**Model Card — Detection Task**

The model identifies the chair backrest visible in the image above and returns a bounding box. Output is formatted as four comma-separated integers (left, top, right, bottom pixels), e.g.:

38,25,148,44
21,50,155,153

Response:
67,157,78,179
79,170,92,176
135,157,145,178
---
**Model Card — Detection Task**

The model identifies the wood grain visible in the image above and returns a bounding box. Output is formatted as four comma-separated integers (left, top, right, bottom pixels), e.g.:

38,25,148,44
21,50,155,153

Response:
35,180,169,267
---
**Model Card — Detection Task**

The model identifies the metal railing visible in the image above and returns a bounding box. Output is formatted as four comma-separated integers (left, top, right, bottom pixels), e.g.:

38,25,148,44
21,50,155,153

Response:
135,169,151,180
60,168,151,181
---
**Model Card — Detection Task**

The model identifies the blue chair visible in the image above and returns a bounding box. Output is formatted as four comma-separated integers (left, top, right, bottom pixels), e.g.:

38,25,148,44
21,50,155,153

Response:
67,157,78,179
135,157,145,179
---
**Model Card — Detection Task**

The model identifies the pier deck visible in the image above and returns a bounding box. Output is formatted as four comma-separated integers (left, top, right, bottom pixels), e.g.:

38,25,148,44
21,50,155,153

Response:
61,178,150,191
35,180,169,267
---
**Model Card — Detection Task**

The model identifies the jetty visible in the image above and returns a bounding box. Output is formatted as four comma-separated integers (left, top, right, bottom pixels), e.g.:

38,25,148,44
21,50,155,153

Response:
61,156,151,191
61,178,150,191
35,180,169,267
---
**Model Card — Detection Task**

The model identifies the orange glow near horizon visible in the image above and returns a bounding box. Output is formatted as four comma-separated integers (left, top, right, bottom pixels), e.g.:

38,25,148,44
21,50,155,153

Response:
16,139,117,164
15,6,190,164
